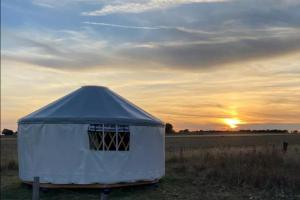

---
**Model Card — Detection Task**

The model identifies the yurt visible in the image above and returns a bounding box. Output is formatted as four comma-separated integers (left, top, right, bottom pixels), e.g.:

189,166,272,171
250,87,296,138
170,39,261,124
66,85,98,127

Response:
18,86,165,186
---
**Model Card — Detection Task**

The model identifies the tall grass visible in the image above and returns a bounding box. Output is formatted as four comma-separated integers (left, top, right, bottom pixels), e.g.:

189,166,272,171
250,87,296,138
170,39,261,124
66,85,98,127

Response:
166,146,300,192
1,160,18,171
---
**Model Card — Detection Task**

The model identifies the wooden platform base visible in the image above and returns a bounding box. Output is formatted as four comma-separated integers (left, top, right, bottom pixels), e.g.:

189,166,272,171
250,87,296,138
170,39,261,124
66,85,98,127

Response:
23,179,159,189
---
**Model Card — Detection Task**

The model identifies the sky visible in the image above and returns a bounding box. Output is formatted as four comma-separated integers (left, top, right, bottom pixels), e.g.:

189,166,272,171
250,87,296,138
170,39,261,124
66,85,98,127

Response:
1,0,300,131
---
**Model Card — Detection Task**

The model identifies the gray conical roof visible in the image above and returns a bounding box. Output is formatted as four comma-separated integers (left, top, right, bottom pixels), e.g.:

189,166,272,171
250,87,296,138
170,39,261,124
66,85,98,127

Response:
19,86,163,126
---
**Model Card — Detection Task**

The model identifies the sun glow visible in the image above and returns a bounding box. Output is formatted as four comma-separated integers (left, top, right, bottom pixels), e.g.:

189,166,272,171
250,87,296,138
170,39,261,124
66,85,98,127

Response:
223,118,241,129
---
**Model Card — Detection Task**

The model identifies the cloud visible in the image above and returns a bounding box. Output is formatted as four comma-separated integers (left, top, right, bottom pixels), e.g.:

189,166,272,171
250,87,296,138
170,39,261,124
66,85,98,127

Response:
83,21,215,35
82,0,229,16
2,26,300,71
31,0,105,7
83,21,169,30
3,0,300,71
2,29,117,70
119,27,300,69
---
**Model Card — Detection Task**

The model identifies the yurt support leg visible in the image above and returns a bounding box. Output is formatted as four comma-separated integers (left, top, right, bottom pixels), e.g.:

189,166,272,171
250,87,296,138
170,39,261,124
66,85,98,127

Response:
32,177,40,200
100,189,111,200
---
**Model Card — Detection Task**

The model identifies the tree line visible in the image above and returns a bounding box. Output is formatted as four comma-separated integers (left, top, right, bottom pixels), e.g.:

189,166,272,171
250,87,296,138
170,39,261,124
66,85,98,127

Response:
165,123,298,135
1,125,298,136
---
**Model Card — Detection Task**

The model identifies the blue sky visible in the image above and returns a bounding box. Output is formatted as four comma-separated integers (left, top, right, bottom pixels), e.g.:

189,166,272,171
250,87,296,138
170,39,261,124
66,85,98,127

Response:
1,0,300,131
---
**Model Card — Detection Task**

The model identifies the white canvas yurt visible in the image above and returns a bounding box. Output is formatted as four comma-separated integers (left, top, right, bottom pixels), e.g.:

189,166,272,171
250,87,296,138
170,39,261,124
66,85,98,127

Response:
18,86,165,186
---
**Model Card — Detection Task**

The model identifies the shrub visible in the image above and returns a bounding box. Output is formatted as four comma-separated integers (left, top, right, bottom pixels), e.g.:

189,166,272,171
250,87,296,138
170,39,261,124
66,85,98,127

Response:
2,129,14,136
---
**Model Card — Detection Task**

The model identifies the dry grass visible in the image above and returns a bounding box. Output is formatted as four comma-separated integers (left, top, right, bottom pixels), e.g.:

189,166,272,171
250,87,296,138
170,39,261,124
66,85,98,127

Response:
6,160,18,170
1,137,18,170
1,135,300,199
165,134,300,151
167,146,300,193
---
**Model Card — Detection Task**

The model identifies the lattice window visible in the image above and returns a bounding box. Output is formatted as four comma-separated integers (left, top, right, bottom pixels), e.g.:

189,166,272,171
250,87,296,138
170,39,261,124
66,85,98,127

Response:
88,124,103,150
117,125,130,151
104,124,116,151
87,124,130,151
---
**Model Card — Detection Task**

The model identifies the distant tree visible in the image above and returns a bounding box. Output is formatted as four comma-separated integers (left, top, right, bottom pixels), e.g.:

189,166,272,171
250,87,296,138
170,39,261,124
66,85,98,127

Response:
165,123,175,134
178,129,190,134
2,129,14,136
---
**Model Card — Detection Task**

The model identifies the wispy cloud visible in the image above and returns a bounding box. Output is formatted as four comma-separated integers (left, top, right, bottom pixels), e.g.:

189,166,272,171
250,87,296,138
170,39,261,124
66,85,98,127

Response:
3,26,300,71
82,0,229,16
83,21,169,30
31,0,104,7
120,30,300,69
2,29,115,70
83,21,215,35
32,2,54,8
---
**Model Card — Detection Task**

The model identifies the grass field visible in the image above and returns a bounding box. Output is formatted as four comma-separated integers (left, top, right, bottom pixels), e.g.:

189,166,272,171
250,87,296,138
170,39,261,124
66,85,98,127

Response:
1,134,300,199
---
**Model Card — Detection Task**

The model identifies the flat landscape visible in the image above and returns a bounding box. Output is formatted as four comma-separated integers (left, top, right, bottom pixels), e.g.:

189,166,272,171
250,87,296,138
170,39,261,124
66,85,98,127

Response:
3,0,300,199
1,134,300,200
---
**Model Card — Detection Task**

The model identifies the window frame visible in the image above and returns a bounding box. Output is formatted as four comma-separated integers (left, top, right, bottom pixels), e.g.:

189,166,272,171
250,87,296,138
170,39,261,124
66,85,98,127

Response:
87,124,130,151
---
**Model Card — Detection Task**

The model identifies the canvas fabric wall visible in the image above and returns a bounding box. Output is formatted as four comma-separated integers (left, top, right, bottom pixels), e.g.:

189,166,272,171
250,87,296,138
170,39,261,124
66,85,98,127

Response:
18,124,165,184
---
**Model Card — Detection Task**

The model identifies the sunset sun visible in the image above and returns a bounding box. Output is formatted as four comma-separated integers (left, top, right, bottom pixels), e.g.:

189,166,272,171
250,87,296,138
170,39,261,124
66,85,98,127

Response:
223,118,241,129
